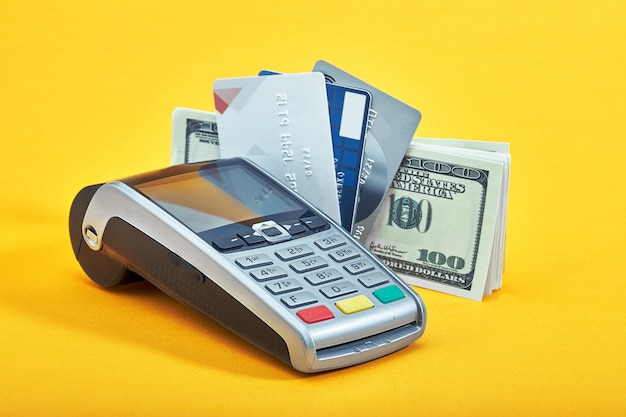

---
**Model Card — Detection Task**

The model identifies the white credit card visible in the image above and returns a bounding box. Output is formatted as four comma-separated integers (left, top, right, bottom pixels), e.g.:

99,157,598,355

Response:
213,72,341,223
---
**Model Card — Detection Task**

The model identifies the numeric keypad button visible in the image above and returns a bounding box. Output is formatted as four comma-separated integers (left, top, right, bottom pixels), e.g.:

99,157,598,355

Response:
304,268,343,286
358,273,390,288
343,259,375,275
314,235,346,250
328,246,360,263
319,282,358,299
289,256,329,273
265,279,302,295
275,244,314,261
249,266,288,282
281,291,318,308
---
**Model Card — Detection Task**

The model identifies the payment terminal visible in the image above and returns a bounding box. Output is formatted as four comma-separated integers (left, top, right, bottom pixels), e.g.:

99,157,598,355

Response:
69,157,426,373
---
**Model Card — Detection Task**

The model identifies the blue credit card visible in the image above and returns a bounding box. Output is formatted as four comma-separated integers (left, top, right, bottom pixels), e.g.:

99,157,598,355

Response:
313,60,422,241
325,83,371,232
258,70,371,232
258,69,280,76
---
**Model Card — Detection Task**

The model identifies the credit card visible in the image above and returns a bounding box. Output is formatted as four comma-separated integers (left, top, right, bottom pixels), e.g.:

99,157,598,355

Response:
257,69,371,232
325,83,371,232
171,108,220,165
213,72,341,223
258,69,280,76
313,60,422,241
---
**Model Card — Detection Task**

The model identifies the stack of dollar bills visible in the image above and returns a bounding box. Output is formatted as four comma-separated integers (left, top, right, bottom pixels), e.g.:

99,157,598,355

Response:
169,62,510,301
364,138,510,301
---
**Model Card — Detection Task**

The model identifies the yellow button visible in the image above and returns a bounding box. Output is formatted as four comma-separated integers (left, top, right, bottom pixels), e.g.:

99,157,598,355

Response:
335,295,374,314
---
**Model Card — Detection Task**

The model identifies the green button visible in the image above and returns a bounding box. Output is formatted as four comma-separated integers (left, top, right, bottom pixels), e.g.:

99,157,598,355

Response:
373,285,405,304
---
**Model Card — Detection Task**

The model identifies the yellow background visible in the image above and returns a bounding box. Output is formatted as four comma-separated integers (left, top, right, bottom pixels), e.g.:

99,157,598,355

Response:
1,1,624,415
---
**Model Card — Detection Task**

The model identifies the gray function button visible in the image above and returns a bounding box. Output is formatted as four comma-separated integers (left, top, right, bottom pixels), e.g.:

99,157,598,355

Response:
319,281,358,299
343,259,376,275
275,244,314,261
281,291,318,308
300,216,328,231
328,246,361,263
212,235,244,251
235,253,273,269
249,266,288,282
304,268,343,286
289,256,329,273
358,273,390,288
281,220,307,235
265,279,302,295
314,235,347,250
237,229,265,245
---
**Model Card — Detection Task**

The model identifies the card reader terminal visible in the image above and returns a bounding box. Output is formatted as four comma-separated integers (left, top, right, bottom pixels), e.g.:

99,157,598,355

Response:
69,157,426,373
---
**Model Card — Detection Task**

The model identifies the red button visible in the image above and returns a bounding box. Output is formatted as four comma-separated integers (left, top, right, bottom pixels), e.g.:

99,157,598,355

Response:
296,305,335,324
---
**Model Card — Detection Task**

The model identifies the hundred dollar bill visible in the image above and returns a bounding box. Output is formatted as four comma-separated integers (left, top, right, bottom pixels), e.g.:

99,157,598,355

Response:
414,138,511,294
365,142,505,301
171,108,220,165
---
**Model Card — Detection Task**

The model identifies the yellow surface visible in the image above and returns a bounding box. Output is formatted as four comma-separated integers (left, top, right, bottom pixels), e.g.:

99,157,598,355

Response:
1,1,624,416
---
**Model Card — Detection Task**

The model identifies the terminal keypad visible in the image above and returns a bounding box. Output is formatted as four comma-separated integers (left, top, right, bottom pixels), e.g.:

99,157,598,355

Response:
233,231,407,325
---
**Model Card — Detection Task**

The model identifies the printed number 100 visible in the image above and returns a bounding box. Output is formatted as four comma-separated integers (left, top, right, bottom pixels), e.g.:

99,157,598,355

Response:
417,249,465,270
386,194,432,233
